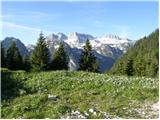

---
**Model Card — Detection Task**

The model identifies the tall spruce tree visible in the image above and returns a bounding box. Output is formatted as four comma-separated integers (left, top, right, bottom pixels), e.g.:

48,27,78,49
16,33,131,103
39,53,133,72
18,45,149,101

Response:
78,39,99,72
117,61,125,75
23,55,31,72
134,58,145,76
92,56,99,72
125,59,134,76
31,32,49,71
51,42,68,70
6,42,23,70
1,43,6,67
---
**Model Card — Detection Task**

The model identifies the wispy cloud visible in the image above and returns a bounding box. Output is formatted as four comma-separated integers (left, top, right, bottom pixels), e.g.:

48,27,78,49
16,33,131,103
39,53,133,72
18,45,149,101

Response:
2,11,61,22
2,21,52,34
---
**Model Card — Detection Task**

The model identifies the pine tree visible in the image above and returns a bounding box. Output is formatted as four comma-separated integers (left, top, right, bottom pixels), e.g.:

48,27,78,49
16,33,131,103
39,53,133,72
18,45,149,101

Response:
134,58,145,76
23,55,31,72
1,43,6,67
125,59,134,76
79,39,99,72
92,56,99,72
6,42,23,70
31,32,49,71
150,59,158,77
51,42,68,70
117,61,125,75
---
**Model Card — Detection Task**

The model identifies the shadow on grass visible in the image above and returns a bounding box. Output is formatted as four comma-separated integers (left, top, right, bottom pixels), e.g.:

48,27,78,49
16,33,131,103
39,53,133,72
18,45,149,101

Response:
1,69,24,100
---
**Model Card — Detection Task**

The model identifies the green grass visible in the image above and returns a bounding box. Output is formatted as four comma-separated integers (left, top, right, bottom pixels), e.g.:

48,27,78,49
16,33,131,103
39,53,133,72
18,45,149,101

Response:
1,68,159,119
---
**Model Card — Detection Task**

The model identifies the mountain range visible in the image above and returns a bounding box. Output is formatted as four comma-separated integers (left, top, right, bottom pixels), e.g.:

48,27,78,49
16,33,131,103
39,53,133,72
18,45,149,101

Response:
1,32,134,72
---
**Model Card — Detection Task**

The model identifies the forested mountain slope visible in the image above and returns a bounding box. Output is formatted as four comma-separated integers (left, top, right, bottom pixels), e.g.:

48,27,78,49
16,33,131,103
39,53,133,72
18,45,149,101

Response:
110,29,159,77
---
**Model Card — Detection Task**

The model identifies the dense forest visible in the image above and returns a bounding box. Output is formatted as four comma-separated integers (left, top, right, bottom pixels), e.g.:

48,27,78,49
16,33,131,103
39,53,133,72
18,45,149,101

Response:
110,29,159,77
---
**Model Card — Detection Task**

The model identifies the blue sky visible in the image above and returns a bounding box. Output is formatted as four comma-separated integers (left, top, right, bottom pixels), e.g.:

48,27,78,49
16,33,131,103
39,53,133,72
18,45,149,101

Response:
1,1,158,45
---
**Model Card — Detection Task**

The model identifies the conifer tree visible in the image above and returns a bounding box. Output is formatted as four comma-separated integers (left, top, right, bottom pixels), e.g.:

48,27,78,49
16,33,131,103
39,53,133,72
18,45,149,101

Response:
6,42,23,70
134,58,143,76
125,59,134,76
79,39,99,72
92,56,99,72
31,32,49,71
51,42,68,70
23,55,31,72
117,61,125,75
1,43,6,67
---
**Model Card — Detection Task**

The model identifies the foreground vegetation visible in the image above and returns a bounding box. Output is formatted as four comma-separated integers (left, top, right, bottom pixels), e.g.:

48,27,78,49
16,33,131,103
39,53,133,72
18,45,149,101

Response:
1,68,158,119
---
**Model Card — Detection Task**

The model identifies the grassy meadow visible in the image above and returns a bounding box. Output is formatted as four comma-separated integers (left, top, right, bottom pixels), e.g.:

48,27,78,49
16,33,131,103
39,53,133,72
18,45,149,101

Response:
1,68,159,119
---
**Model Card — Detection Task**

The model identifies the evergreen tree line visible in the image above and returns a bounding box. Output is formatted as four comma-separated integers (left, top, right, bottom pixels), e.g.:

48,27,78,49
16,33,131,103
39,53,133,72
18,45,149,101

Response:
110,29,159,77
1,32,99,72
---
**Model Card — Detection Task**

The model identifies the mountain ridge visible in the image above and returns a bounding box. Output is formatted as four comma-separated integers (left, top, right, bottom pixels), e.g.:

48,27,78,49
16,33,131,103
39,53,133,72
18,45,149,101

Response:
1,32,133,72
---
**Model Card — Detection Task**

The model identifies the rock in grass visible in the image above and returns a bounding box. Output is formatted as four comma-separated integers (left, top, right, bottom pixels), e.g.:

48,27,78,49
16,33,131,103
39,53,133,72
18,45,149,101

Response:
61,110,87,119
48,94,59,101
71,110,80,116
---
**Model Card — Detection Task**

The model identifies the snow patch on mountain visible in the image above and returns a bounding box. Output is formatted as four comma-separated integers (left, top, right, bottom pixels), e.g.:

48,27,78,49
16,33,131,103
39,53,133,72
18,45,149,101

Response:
46,32,133,72
65,32,95,48
46,33,68,45
2,32,133,72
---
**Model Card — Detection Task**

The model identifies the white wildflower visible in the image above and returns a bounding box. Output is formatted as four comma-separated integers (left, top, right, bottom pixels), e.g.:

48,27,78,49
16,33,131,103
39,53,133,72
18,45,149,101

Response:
89,108,94,113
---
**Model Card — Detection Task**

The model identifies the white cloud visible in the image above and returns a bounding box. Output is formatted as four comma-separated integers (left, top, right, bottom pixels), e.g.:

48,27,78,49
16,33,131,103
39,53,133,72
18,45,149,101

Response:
2,11,61,22
2,21,52,34
2,13,40,20
1,21,54,45
3,21,40,31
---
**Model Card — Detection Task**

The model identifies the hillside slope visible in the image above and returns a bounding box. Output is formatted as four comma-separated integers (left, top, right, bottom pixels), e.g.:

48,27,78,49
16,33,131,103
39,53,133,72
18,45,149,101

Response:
110,29,159,77
1,68,158,119
1,37,29,56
